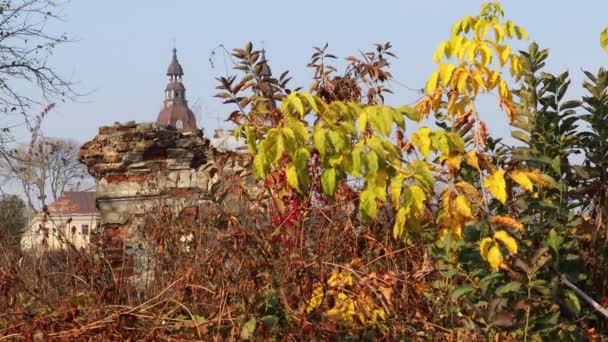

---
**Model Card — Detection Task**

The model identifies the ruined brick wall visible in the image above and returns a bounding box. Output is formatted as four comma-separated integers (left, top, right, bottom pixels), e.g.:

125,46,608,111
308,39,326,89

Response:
79,122,216,286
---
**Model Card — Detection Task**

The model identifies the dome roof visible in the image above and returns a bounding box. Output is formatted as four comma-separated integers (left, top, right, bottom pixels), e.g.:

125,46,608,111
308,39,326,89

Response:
167,48,184,76
157,103,197,131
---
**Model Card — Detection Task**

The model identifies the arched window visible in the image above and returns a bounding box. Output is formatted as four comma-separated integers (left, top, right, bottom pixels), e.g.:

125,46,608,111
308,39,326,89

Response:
176,120,184,130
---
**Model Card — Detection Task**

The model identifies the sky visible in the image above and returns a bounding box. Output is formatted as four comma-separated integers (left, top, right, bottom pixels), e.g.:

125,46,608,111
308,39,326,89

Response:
28,1,608,145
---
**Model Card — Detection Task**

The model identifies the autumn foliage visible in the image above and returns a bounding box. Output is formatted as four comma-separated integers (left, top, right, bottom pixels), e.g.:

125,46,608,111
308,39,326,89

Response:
1,2,608,340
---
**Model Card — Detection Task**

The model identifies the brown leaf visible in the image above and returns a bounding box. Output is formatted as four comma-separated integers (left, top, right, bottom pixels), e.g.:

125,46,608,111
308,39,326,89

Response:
493,311,516,327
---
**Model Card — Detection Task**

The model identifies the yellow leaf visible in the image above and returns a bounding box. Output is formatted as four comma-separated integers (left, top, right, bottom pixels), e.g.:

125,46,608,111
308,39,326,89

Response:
479,43,492,66
467,41,477,62
452,224,463,240
439,64,456,86
479,237,494,260
472,70,486,94
456,70,469,93
497,44,510,67
465,150,480,171
602,26,608,51
510,170,533,192
285,164,300,192
485,70,500,90
487,245,504,272
389,174,404,206
426,71,439,95
443,154,463,175
515,26,529,40
484,169,507,204
456,181,480,200
328,271,353,287
510,54,523,77
505,20,515,38
494,230,518,254
411,127,432,159
450,36,465,56
498,79,510,99
433,41,449,63
358,111,368,132
306,285,325,314
408,184,427,216
459,40,473,61
490,215,525,232
525,169,557,188
454,195,473,219
493,22,504,42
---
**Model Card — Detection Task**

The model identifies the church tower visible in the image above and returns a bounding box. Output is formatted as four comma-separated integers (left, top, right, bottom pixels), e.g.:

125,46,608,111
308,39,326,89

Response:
156,48,197,131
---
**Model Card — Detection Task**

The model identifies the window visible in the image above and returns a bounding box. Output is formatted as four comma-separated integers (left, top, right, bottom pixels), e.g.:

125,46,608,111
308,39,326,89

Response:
81,224,89,235
176,119,184,130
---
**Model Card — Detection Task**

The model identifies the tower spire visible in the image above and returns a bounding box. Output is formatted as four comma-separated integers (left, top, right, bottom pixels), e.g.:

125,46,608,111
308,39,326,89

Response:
156,48,197,131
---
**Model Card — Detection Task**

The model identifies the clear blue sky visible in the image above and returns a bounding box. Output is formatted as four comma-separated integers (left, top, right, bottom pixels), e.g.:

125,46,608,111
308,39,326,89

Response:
34,1,608,144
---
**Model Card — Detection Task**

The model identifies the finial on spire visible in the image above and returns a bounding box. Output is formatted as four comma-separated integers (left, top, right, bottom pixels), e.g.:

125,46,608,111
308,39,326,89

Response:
167,47,183,76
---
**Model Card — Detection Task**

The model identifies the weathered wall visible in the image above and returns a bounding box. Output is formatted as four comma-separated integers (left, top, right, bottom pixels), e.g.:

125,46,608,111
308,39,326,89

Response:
79,121,224,286
21,213,98,251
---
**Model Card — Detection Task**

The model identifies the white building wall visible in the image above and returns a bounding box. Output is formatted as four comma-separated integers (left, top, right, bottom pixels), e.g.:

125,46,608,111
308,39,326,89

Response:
21,213,99,251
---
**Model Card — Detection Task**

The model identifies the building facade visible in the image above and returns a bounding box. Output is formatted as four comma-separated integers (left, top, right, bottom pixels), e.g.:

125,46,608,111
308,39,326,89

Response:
21,191,99,250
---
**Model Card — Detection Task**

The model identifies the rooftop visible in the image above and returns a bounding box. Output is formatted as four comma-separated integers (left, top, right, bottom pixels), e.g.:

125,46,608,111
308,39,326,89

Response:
47,191,98,215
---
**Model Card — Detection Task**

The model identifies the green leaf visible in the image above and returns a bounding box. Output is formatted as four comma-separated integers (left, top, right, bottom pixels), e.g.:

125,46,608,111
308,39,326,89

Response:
253,155,267,179
288,117,310,142
359,189,377,220
294,148,310,190
398,105,420,122
389,174,405,205
300,92,319,113
350,144,363,177
327,130,346,152
479,272,503,291
380,106,397,135
410,160,434,191
547,229,564,255
534,310,560,327
241,317,257,340
260,315,279,330
313,126,326,156
270,132,285,163
366,150,379,176
244,125,257,153
431,131,449,155
368,106,392,136
446,132,465,153
393,207,406,240
291,94,305,116
412,127,432,159
391,106,405,128
321,168,337,197
495,281,521,295
451,284,475,300
511,130,530,143
563,290,581,316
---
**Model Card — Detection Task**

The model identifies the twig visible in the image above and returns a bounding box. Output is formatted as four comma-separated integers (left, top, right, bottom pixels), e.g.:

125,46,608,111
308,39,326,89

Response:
561,275,608,319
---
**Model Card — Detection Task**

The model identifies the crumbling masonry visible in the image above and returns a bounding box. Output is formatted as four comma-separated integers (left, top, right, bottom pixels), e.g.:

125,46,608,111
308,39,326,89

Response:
79,121,249,286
